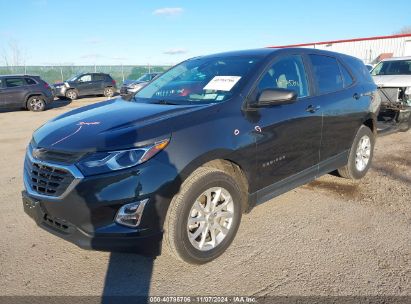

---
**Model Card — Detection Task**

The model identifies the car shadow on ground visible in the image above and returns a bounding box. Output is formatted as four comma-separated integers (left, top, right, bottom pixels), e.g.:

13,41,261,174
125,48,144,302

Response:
101,253,155,303
47,98,73,110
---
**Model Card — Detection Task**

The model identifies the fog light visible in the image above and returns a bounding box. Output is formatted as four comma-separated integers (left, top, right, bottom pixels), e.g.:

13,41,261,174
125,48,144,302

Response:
115,199,148,228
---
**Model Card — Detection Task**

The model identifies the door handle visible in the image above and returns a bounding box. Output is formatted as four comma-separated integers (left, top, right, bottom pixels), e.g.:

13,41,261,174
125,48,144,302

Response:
306,105,320,113
353,93,361,100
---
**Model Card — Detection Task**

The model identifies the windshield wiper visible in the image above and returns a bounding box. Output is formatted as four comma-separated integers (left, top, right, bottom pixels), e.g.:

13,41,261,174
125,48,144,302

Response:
154,99,180,105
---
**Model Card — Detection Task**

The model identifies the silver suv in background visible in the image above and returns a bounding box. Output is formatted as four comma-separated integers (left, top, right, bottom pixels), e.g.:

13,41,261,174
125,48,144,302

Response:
120,73,160,96
371,57,411,131
52,73,117,100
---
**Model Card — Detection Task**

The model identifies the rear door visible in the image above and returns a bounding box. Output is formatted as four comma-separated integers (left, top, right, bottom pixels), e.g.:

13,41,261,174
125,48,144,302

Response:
307,54,362,170
75,74,93,96
91,73,105,94
254,54,322,197
2,77,27,108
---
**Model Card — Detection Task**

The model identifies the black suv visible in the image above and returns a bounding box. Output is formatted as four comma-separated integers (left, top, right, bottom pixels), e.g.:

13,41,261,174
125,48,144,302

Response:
52,73,117,100
0,75,54,111
22,48,380,264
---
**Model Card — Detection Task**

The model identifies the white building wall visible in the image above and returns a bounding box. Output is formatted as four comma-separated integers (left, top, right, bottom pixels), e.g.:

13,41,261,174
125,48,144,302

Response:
311,36,411,63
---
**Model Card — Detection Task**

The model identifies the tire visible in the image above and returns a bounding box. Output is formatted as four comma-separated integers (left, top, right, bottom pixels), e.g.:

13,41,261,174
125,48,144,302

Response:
337,125,375,180
26,96,46,112
164,166,244,264
65,89,78,100
103,87,114,98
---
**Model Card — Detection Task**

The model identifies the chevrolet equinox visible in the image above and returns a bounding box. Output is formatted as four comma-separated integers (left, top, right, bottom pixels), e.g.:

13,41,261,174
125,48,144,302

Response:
22,48,380,264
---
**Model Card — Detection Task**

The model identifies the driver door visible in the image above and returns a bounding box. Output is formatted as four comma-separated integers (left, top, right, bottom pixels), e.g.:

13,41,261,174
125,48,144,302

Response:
254,54,322,202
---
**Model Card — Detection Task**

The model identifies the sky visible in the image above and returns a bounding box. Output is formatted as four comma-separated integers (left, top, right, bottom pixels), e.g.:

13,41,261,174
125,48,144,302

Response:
0,0,410,66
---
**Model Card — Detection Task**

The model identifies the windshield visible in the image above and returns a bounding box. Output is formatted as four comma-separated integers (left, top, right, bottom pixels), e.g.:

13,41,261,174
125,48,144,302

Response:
67,75,79,82
136,74,152,82
371,60,411,76
134,56,262,104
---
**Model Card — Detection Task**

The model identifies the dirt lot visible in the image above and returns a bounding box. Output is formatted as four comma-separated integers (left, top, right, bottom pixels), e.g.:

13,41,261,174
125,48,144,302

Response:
0,97,410,298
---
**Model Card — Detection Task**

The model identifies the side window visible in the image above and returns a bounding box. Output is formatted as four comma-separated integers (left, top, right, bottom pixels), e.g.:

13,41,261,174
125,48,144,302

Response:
93,74,105,81
309,55,344,94
258,55,309,98
339,63,354,87
5,78,25,88
78,74,92,82
25,78,37,85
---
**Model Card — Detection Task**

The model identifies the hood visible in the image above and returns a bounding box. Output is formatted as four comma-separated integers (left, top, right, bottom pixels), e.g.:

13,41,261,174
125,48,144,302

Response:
372,75,411,87
33,98,212,152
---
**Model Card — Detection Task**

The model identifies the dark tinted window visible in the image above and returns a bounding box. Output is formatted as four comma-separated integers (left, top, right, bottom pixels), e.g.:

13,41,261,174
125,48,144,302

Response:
25,78,37,85
309,55,343,94
339,63,353,87
5,78,25,88
93,74,105,81
258,55,309,97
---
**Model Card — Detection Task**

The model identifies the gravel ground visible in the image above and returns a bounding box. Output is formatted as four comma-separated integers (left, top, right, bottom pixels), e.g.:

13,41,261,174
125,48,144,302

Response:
0,97,410,298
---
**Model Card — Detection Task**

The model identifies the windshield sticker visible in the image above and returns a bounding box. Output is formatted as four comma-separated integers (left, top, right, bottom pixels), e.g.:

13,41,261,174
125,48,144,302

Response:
203,76,241,91
203,93,218,100
216,95,225,101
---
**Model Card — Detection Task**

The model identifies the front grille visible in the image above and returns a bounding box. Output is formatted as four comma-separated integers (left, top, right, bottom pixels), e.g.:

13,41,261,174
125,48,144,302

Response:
24,158,75,197
31,148,85,164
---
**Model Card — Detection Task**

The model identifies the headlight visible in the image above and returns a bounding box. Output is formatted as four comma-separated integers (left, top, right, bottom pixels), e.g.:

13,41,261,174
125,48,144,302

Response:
77,138,169,176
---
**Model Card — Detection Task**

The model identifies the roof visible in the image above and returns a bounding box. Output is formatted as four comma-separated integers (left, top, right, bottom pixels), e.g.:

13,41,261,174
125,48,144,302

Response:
199,48,278,59
0,74,40,78
268,33,411,48
380,56,411,61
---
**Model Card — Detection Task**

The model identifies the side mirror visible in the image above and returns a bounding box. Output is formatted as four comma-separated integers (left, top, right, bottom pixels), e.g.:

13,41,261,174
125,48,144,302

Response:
256,88,297,107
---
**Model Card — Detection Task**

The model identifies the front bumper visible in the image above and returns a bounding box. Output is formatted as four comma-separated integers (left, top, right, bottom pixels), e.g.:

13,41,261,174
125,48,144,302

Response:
23,191,163,255
52,86,67,97
22,149,180,256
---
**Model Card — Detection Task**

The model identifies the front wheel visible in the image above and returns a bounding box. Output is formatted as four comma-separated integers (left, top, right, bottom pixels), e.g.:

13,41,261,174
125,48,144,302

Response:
164,167,244,264
65,89,78,100
337,125,375,180
27,96,46,112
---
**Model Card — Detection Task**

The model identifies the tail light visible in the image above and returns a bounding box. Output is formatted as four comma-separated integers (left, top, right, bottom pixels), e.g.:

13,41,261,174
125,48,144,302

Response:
112,79,116,85
44,82,50,89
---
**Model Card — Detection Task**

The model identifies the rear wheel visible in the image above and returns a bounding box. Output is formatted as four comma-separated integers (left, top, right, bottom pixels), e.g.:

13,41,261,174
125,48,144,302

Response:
337,125,374,180
27,96,46,112
164,167,244,264
103,87,114,98
65,89,78,100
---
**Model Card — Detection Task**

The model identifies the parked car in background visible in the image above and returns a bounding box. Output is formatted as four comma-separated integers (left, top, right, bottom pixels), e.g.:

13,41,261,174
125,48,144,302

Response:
52,73,117,100
371,57,411,131
23,48,379,264
120,72,160,96
0,75,54,111
365,64,374,72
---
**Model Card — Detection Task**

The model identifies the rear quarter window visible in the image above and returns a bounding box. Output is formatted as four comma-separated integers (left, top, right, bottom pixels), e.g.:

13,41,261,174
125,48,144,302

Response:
338,62,354,87
25,78,37,85
345,57,374,83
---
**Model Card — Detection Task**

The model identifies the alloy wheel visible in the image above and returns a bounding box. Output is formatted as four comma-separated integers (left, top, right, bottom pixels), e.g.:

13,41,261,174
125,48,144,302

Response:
355,135,371,171
29,98,44,111
187,187,234,251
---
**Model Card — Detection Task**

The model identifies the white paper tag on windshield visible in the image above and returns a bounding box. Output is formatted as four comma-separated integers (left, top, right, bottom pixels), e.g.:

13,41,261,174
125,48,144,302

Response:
203,76,241,91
